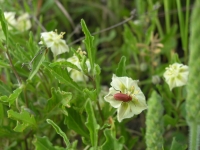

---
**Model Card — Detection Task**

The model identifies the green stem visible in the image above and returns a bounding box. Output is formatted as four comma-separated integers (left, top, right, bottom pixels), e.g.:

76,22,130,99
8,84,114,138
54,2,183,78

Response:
184,0,190,62
189,123,200,150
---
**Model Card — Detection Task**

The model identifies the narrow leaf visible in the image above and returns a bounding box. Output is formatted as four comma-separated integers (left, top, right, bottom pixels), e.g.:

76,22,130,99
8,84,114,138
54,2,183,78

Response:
28,49,46,80
43,62,82,93
0,60,10,68
0,9,8,44
81,19,95,73
115,56,127,77
47,119,70,148
85,100,99,147
49,61,81,72
0,103,4,124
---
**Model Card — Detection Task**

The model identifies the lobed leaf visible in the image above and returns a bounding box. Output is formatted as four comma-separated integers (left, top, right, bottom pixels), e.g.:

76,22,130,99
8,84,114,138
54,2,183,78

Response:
101,129,124,150
7,109,36,132
45,88,72,113
0,85,23,107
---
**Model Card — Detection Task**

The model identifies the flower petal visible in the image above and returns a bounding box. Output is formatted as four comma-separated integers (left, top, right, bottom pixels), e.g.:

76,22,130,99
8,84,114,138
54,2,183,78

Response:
117,102,134,122
104,88,122,108
129,100,147,115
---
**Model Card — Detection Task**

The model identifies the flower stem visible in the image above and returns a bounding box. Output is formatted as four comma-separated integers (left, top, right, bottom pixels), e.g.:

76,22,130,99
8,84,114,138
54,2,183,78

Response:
189,122,200,150
6,51,22,85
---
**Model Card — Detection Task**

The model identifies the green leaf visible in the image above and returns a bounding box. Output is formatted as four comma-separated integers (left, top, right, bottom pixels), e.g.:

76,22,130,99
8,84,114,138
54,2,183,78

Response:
85,100,99,147
33,135,65,150
49,61,81,72
115,56,127,77
28,49,46,80
0,9,8,44
45,88,72,113
43,62,82,93
27,32,39,55
46,119,70,148
101,129,124,150
81,19,95,73
0,126,13,137
0,85,23,107
64,108,89,138
7,109,36,132
170,137,187,150
0,60,10,68
164,114,177,126
0,103,3,124
0,81,11,96
33,136,56,150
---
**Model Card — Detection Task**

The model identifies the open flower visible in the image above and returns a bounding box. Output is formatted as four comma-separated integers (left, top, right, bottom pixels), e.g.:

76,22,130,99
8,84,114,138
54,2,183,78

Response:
104,74,147,122
39,31,69,57
163,63,189,90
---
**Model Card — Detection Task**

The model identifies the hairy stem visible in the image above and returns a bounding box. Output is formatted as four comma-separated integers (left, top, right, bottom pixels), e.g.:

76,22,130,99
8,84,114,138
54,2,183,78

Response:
189,123,200,150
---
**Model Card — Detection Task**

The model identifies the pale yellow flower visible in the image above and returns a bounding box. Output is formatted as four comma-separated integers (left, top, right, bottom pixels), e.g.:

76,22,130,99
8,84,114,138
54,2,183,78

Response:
163,63,189,90
39,31,69,57
104,74,147,122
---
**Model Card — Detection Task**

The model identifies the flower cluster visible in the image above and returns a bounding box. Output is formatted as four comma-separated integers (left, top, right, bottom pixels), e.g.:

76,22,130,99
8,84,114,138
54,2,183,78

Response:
39,31,69,57
104,74,147,122
0,12,31,31
163,63,189,90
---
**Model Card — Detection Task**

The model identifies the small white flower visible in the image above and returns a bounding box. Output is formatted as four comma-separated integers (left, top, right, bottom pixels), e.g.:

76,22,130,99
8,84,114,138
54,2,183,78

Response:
16,13,31,31
66,55,90,82
163,63,189,90
104,74,147,122
39,31,69,57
